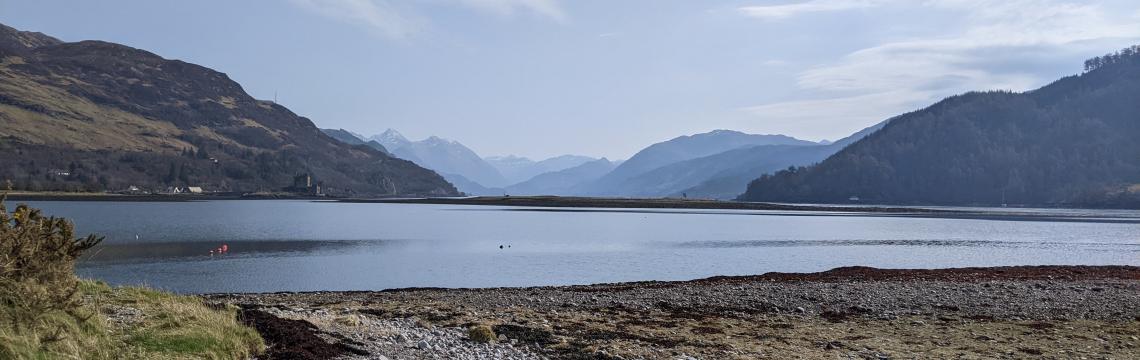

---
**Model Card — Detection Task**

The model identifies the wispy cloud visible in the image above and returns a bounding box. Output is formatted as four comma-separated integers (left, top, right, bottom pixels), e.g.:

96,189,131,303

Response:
457,0,567,22
740,0,1140,138
292,0,567,39
291,0,423,39
739,0,888,20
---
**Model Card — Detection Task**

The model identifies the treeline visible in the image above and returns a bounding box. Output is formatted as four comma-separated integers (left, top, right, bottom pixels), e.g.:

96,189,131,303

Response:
741,45,1140,208
0,135,303,194
1084,45,1140,72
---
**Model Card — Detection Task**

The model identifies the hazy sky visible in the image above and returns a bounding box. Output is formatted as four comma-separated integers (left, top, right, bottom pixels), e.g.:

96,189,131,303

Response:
3,0,1139,159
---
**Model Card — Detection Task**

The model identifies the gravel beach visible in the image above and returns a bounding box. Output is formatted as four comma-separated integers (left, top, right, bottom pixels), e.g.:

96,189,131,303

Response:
206,266,1140,359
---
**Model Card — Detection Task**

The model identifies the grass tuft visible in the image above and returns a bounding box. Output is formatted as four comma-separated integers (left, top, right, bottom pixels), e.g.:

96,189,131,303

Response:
467,324,497,343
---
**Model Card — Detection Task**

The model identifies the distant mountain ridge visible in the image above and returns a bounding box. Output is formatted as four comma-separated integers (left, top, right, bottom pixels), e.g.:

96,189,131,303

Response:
673,121,887,199
740,45,1140,207
579,130,818,196
366,129,509,189
0,23,456,196
505,158,618,195
485,154,597,185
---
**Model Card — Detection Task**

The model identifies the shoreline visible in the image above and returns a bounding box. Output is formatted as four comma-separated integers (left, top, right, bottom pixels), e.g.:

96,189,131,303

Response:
9,193,1132,213
208,265,1140,359
338,196,953,213
3,193,954,213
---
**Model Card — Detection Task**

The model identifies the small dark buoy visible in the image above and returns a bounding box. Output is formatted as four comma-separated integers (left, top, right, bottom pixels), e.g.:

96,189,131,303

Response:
499,245,503,249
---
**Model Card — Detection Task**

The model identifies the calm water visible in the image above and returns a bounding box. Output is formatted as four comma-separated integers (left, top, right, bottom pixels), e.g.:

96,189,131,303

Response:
21,200,1140,293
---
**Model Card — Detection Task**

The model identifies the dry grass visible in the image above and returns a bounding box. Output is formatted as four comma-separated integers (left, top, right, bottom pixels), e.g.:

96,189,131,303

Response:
0,197,263,359
0,70,195,152
82,281,265,360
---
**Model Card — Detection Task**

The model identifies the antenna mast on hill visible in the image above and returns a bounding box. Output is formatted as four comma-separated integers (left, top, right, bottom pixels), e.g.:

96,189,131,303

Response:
274,91,278,104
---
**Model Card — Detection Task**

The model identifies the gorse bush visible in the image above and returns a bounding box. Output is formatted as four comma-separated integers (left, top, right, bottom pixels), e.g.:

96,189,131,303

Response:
0,192,103,351
0,193,264,359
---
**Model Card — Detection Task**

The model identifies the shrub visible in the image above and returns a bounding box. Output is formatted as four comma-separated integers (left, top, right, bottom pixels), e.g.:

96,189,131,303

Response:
0,193,263,358
0,192,103,356
468,324,497,343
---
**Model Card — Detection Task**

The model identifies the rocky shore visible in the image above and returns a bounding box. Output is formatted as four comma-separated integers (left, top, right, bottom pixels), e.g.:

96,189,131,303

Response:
206,266,1140,359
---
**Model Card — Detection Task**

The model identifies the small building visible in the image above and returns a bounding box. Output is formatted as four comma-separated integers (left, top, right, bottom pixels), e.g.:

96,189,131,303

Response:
185,186,203,194
286,173,322,195
293,174,312,189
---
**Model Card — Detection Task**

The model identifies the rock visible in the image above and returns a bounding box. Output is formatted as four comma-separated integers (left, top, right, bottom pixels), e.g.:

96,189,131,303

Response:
795,307,806,313
417,340,430,350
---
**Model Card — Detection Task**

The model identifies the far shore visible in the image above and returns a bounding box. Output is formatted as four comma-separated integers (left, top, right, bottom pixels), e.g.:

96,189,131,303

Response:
9,192,1129,214
338,195,953,213
3,192,947,213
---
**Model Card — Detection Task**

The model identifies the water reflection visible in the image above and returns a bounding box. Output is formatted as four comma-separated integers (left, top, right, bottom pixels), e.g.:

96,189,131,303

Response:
81,239,401,264
15,200,1138,292
673,239,1140,249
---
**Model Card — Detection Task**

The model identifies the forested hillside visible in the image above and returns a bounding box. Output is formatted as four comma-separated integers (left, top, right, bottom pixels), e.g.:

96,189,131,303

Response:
0,23,457,196
740,45,1140,207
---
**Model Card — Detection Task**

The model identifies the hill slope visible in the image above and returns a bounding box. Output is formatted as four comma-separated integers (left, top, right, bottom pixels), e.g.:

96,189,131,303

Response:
740,46,1140,207
320,128,389,154
0,23,456,196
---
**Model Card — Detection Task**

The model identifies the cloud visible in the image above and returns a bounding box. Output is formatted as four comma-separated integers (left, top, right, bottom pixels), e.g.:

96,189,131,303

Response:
743,90,931,132
291,0,566,39
739,0,888,20
740,0,1140,138
457,0,567,22
291,0,423,39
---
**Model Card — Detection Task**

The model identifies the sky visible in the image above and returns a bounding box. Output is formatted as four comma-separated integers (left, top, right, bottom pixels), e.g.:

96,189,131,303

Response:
2,0,1140,160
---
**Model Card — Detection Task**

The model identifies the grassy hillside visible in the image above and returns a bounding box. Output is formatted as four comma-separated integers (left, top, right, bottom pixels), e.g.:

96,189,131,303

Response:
0,23,456,196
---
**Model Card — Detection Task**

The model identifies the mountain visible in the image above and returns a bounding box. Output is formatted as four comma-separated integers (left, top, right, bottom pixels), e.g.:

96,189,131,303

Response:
369,129,412,152
0,23,456,196
320,128,388,154
485,154,597,185
505,158,618,195
670,121,888,200
740,45,1140,207
613,144,825,198
368,129,508,189
440,173,505,196
581,130,817,195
